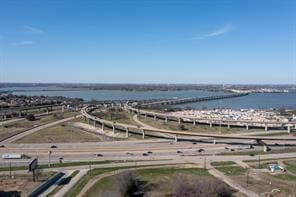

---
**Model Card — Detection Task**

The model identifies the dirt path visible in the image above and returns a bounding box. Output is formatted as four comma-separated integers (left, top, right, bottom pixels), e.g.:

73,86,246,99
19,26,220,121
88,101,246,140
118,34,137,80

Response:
207,163,259,197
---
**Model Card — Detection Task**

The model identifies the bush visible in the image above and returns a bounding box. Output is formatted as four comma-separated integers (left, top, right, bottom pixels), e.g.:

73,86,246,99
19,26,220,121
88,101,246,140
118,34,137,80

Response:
173,175,233,197
25,114,36,121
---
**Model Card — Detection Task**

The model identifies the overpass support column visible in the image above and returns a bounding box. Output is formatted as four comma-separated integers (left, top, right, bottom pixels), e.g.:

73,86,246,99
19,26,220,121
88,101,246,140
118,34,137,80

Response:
93,120,96,128
126,128,129,138
174,134,178,143
265,125,268,132
178,119,181,126
62,105,65,113
287,126,291,133
142,130,145,139
144,113,147,120
213,137,216,145
227,122,230,129
19,111,22,118
193,119,196,126
263,145,268,152
3,113,6,121
165,116,168,124
246,124,249,130
46,108,49,115
101,122,104,131
210,121,212,128
112,124,115,135
154,115,157,121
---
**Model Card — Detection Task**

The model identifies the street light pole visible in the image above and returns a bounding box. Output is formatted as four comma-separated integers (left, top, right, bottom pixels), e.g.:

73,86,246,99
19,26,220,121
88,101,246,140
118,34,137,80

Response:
48,151,52,167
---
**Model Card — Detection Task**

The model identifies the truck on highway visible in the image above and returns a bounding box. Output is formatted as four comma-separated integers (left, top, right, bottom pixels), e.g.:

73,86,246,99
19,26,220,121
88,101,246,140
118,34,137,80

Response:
1,153,30,159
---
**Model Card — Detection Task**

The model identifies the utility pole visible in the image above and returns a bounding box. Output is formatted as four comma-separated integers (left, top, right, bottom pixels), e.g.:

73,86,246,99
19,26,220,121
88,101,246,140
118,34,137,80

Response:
48,151,52,167
89,160,92,176
246,169,250,187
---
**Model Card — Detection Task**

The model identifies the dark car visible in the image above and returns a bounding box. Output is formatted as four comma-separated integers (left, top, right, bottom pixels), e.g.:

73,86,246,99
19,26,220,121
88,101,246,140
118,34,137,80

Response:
96,154,103,157
142,153,148,156
197,149,204,152
177,150,183,154
192,142,197,145
147,151,153,154
249,154,255,157
0,145,5,148
230,149,235,151
51,145,57,148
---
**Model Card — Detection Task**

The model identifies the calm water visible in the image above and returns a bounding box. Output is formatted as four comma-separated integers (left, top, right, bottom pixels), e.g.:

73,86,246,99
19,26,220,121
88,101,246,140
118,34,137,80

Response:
2,87,296,109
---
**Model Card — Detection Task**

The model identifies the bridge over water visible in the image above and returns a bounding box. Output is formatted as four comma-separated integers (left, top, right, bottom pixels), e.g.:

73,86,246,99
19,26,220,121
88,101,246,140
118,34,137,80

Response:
139,93,249,108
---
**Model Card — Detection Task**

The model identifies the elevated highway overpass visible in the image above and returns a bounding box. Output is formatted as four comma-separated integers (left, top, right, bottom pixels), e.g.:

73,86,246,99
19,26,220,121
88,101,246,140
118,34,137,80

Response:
81,106,296,151
128,107,296,132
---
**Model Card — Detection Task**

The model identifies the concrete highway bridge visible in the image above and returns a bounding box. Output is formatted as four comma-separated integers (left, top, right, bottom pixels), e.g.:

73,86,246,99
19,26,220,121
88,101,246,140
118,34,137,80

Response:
81,106,296,151
139,93,249,108
128,107,296,132
0,104,66,121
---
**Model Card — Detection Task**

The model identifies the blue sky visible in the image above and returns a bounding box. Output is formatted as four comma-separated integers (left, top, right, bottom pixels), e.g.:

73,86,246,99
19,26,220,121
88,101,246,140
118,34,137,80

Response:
0,0,295,84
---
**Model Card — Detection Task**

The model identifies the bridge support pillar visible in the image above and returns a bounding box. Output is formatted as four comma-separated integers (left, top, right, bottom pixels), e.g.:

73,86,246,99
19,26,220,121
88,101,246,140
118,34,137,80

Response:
178,119,181,126
3,114,6,121
227,122,230,129
154,115,157,121
145,113,147,120
213,137,216,145
93,120,96,128
19,111,22,118
165,116,168,124
112,124,115,135
101,122,104,131
210,121,212,128
265,125,268,132
246,124,249,130
46,108,49,115
126,128,129,138
142,130,145,139
287,126,291,133
263,145,268,152
175,134,178,143
193,119,196,126
62,105,65,113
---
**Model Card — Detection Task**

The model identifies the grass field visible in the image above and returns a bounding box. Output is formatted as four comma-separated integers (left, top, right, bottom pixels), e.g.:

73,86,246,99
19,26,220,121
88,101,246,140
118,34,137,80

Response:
84,167,213,197
0,112,79,141
211,161,236,167
216,165,247,176
13,122,102,143
94,110,139,126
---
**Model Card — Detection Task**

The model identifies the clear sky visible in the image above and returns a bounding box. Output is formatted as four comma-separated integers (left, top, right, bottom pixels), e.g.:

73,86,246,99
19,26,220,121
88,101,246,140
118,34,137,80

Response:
0,0,295,84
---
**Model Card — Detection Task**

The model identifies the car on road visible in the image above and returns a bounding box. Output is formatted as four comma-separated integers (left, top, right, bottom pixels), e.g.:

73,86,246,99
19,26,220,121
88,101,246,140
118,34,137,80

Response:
177,150,183,153
142,153,148,156
96,154,103,157
197,149,204,152
230,149,235,151
192,142,197,145
147,151,153,154
249,154,255,157
126,152,134,156
0,145,5,148
51,145,57,148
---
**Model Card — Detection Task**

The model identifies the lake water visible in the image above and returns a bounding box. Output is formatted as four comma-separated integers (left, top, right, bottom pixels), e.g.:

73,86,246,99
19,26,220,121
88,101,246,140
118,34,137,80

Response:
1,87,296,109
